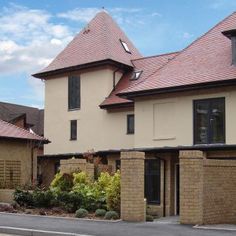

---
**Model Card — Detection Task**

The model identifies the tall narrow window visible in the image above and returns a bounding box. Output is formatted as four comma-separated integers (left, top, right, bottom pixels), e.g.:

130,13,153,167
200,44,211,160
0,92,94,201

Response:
127,114,134,134
145,159,161,204
68,76,80,110
194,97,225,144
70,120,77,140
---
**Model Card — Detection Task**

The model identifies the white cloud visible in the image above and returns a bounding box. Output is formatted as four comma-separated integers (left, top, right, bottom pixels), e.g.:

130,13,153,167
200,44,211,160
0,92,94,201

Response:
58,7,101,22
0,4,76,105
209,0,236,9
182,32,194,39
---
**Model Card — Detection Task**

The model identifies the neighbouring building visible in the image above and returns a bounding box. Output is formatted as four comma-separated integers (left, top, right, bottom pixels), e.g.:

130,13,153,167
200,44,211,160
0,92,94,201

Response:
0,119,48,201
0,102,44,155
33,11,236,224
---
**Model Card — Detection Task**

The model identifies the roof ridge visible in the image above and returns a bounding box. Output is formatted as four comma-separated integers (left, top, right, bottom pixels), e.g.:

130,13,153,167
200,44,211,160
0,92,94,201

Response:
0,101,39,110
132,51,180,62
0,118,45,140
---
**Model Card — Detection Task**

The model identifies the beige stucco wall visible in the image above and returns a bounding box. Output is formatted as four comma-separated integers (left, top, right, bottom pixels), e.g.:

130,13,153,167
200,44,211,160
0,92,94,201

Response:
44,67,134,155
0,140,37,186
135,87,236,148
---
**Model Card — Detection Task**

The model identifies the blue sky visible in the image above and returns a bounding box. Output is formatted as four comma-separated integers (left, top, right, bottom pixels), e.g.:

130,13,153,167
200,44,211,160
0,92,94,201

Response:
0,0,236,108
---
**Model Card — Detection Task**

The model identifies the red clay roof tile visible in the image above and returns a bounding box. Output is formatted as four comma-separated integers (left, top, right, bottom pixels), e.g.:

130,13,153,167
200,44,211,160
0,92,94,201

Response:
120,12,236,95
34,11,141,78
100,52,179,107
0,119,48,143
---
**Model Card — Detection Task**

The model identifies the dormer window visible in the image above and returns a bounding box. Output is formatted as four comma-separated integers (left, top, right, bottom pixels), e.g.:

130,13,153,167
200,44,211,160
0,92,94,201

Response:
222,29,236,65
131,71,142,80
120,39,131,53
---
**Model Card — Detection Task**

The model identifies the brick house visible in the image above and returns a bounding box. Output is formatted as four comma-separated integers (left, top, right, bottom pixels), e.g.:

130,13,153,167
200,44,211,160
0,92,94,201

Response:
33,11,236,224
0,119,48,202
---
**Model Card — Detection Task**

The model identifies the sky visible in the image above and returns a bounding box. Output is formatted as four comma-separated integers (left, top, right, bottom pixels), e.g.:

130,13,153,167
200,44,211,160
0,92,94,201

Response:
0,0,236,108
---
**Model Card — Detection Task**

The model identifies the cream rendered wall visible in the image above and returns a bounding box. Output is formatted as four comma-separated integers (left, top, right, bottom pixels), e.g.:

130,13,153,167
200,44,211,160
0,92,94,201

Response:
135,89,236,148
44,67,134,155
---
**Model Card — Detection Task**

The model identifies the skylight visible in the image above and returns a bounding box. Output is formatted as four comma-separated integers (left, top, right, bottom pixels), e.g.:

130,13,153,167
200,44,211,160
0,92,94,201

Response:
131,71,142,80
120,39,131,53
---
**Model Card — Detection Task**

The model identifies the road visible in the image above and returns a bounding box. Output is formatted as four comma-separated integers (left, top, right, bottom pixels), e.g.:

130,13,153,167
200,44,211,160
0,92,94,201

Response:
0,213,235,236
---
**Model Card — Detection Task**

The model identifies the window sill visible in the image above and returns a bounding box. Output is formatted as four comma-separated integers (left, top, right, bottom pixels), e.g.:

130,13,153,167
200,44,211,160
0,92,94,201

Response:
126,132,134,135
68,108,80,112
70,139,77,141
146,201,161,205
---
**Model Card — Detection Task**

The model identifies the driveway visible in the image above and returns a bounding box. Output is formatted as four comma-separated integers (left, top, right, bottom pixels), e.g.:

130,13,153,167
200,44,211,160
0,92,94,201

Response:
0,213,235,236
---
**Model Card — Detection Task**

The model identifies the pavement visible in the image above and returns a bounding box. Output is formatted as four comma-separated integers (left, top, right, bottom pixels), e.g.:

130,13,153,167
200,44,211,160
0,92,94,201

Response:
0,213,236,236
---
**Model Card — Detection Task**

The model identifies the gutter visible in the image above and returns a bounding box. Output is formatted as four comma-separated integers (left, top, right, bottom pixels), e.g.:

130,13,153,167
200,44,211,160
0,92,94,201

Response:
117,78,236,100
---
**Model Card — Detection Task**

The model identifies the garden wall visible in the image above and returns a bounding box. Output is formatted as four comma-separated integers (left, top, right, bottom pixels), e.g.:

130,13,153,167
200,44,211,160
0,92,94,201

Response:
180,150,236,225
0,189,14,203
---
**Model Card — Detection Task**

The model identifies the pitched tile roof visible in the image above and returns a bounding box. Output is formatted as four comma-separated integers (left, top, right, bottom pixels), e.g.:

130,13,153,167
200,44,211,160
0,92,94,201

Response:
120,12,236,95
100,52,179,107
0,119,48,143
0,102,44,136
34,11,141,78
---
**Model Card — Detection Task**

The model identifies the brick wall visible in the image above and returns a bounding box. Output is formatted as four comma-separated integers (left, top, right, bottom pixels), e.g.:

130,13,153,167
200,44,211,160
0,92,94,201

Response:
121,151,146,222
60,158,94,180
203,159,236,224
180,150,236,225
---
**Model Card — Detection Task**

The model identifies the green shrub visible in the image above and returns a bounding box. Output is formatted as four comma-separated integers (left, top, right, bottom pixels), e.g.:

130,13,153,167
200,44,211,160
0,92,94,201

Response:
50,173,73,192
106,171,120,212
32,189,54,208
13,189,33,207
56,191,81,213
73,172,89,185
104,211,119,220
146,215,154,222
95,209,106,217
75,208,88,218
72,183,106,212
97,172,112,190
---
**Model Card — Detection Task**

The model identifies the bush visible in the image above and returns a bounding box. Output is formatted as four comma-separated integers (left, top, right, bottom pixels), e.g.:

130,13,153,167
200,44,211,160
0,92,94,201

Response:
104,211,119,220
50,173,73,192
13,189,34,207
75,208,88,218
95,209,106,217
56,191,81,213
72,184,105,211
146,215,154,222
73,172,89,185
32,189,54,208
97,172,112,190
106,171,120,212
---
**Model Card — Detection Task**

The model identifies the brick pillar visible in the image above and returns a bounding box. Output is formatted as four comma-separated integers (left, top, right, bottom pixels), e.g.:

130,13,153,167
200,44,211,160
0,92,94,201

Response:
179,150,205,225
120,151,145,222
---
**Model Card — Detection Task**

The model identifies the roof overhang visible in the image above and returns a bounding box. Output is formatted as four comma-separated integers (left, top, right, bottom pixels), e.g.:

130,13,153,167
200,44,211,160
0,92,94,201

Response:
0,136,50,144
38,144,236,159
118,78,236,100
99,101,134,110
32,59,133,79
222,29,236,39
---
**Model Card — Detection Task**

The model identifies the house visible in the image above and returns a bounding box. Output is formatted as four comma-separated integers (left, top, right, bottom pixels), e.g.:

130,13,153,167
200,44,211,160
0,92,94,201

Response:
0,119,48,202
0,102,44,155
33,11,236,224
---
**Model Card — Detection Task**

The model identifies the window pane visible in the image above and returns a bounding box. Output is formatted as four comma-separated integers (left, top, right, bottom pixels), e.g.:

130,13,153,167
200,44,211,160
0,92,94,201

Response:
68,76,80,110
70,120,77,140
195,101,209,144
194,98,225,144
127,114,134,134
210,99,225,143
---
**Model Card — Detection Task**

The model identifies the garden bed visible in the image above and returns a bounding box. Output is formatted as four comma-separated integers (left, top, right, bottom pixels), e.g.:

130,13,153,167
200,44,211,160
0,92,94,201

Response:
3,170,121,221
